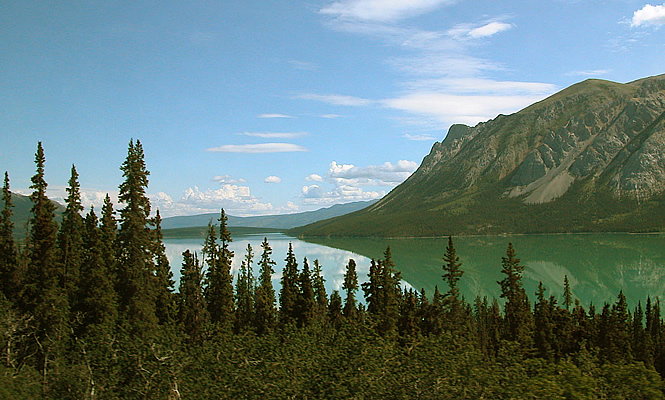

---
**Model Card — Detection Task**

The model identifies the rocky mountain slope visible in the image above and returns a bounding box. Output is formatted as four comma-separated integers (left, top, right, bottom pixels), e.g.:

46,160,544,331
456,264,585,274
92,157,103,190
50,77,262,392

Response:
295,74,665,237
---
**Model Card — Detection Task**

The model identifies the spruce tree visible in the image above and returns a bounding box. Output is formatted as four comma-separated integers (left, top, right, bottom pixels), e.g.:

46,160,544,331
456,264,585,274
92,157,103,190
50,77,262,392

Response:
0,172,19,301
312,259,328,320
297,257,316,327
23,142,69,389
342,259,359,321
57,165,84,304
152,210,176,325
562,275,573,311
76,207,118,331
498,242,533,346
178,250,207,341
254,237,276,334
442,236,464,330
279,243,299,326
235,243,255,332
328,290,343,329
116,139,158,334
203,210,235,328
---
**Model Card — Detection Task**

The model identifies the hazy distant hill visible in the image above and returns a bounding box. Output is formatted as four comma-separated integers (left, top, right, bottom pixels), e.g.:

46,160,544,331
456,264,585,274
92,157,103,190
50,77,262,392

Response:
161,200,377,230
294,74,665,237
0,192,65,239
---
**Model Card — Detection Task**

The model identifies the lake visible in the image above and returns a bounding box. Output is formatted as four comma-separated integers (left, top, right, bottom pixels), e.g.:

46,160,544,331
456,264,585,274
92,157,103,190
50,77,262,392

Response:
163,232,665,308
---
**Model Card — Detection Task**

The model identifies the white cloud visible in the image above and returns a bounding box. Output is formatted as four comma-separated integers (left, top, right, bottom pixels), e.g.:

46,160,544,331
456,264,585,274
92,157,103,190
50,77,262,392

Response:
404,133,436,141
297,93,374,107
152,185,277,217
258,113,295,118
305,174,324,182
264,176,282,184
632,3,665,27
238,132,307,139
467,22,513,38
565,69,611,77
205,143,308,153
212,175,246,184
301,160,418,205
320,0,456,22
321,114,343,118
302,184,384,205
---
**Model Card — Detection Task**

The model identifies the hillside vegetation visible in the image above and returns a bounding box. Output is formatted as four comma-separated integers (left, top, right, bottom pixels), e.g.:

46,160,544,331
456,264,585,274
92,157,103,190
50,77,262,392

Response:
295,74,665,237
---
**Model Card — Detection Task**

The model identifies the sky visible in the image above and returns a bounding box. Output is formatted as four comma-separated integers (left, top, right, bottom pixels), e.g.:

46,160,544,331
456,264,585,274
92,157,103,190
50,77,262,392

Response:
1,0,665,218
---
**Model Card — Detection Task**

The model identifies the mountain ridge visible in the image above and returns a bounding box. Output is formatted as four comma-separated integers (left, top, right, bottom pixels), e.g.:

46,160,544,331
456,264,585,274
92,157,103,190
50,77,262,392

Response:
293,74,665,237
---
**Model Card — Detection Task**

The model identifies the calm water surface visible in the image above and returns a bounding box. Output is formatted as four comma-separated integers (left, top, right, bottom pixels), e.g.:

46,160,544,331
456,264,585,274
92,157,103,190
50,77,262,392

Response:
164,232,665,307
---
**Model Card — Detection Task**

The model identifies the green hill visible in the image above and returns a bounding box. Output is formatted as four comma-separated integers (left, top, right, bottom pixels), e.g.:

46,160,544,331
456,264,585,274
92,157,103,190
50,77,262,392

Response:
293,74,665,237
0,192,65,239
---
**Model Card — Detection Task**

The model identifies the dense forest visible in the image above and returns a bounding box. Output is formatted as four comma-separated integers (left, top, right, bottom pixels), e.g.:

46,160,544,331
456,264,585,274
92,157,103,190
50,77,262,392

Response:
2,141,665,399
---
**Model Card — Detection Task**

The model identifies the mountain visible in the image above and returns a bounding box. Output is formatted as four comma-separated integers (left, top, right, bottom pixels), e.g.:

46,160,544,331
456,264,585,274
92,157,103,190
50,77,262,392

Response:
161,200,378,230
294,74,665,237
0,192,65,239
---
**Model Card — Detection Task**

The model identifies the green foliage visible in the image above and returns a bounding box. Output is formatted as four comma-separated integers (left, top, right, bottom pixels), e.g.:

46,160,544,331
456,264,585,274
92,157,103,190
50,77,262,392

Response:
5,140,665,398
0,172,19,302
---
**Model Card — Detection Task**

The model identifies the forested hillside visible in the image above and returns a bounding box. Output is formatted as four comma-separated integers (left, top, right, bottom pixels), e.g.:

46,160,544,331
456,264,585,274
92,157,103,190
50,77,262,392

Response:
296,74,665,237
1,142,665,399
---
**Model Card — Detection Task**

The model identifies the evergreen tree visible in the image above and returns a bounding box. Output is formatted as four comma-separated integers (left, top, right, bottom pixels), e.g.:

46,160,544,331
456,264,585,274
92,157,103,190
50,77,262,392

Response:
57,165,84,305
235,243,255,332
116,139,158,334
279,243,299,326
312,259,328,320
342,259,359,321
99,194,117,278
76,207,118,331
178,250,207,341
297,257,316,327
442,236,465,330
498,242,533,346
254,237,276,334
23,142,70,391
0,172,19,301
152,210,176,325
563,275,573,311
378,247,401,338
328,290,343,329
204,210,235,328
362,259,382,315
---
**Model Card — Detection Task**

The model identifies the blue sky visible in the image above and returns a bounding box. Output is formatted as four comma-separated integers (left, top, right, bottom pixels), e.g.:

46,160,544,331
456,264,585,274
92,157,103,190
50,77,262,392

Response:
2,0,664,217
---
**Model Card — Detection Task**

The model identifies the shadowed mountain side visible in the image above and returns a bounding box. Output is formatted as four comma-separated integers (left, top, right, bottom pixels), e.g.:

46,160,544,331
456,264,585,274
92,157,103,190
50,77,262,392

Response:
293,74,665,237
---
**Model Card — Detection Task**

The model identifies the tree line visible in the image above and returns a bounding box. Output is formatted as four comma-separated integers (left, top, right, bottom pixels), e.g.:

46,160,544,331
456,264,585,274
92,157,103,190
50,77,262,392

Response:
1,141,665,399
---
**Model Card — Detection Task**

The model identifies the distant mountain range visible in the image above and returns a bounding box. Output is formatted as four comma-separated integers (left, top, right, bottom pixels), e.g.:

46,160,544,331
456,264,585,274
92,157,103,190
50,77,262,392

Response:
0,193,65,239
161,200,378,230
294,74,665,237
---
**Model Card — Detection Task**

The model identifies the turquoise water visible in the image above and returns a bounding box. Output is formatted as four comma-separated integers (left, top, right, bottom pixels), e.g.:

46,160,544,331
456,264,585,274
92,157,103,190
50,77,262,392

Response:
164,233,665,307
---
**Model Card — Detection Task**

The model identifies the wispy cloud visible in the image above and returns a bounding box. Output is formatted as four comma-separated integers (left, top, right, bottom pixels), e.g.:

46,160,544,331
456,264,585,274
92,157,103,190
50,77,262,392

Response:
205,143,308,153
321,114,344,118
238,132,307,139
404,133,436,141
631,3,665,27
565,69,610,77
316,4,555,128
258,113,295,119
297,93,374,107
320,0,457,22
468,22,513,38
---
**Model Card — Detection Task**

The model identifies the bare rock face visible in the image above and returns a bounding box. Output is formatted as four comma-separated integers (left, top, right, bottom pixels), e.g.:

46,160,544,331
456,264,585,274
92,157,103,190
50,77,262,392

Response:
411,75,665,205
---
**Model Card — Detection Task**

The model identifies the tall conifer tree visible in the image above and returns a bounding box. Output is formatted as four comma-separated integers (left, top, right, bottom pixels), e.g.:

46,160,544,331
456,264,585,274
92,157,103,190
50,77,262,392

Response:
254,237,276,334
0,172,19,301
498,243,533,346
152,210,176,325
178,250,207,341
312,259,328,320
442,236,465,330
116,139,158,333
297,258,316,327
57,165,84,304
235,243,255,332
203,210,235,328
342,259,359,320
279,243,299,326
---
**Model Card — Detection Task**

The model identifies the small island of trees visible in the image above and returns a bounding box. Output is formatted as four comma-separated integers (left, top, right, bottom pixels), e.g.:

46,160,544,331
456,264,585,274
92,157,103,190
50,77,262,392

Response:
1,141,665,399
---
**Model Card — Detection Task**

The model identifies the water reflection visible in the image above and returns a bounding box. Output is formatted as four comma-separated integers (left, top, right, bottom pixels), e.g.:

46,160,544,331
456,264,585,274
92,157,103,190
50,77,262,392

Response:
164,232,665,307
